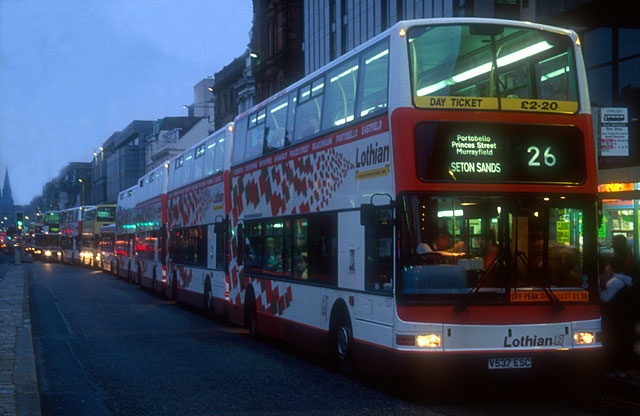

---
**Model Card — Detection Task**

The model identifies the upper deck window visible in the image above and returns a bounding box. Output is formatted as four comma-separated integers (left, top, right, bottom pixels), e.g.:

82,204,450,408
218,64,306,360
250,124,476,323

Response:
322,57,359,130
408,24,579,113
294,78,325,141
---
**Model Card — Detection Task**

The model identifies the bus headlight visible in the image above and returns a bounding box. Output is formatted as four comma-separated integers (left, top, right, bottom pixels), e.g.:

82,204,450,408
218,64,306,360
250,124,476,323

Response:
44,250,52,257
573,332,595,344
416,334,441,348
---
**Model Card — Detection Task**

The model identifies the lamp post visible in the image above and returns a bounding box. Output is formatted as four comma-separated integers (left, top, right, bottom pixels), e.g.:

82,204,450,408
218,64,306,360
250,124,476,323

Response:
78,179,85,205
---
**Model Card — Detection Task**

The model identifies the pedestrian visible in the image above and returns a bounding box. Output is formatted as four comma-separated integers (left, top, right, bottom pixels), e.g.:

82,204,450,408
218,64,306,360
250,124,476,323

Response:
600,256,636,375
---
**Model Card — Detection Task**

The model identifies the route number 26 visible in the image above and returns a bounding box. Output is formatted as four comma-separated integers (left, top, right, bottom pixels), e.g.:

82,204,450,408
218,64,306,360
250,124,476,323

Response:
527,146,556,167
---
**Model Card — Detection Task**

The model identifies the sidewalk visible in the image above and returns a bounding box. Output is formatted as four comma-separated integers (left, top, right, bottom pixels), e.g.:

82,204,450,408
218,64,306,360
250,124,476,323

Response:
0,262,41,416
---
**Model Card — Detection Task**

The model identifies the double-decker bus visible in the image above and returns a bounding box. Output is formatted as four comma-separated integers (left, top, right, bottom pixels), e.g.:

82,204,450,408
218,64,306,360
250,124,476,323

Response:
35,211,61,262
132,161,169,293
98,223,116,272
165,124,233,315
115,186,137,279
80,204,116,267
225,18,601,374
59,206,86,264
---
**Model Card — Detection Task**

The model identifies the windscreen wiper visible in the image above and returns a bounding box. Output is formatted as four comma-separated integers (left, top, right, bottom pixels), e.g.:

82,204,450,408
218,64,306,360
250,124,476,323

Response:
454,251,505,314
514,249,564,313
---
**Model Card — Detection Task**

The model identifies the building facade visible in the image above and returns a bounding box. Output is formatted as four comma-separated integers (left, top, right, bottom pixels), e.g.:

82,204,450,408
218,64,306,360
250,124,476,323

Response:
105,120,153,204
251,0,305,103
145,116,212,172
186,77,216,118
214,51,253,129
41,162,92,211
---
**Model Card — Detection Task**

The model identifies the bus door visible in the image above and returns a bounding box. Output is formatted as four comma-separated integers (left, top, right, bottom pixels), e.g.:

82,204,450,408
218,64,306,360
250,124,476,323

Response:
359,205,395,327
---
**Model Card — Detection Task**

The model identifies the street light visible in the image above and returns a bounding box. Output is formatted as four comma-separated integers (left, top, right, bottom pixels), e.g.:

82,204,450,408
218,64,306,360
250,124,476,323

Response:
78,179,85,205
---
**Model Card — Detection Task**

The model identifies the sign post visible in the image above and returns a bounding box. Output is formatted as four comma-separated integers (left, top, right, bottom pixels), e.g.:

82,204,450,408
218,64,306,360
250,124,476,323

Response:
600,107,629,156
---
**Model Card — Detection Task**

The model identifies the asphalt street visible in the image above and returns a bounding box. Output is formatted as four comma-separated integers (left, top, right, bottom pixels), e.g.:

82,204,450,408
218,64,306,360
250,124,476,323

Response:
27,260,640,416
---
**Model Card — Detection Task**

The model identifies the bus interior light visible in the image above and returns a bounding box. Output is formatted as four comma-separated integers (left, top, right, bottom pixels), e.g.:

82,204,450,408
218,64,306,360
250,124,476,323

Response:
365,49,389,65
437,209,463,218
417,41,553,96
573,332,594,344
270,102,288,113
417,334,441,348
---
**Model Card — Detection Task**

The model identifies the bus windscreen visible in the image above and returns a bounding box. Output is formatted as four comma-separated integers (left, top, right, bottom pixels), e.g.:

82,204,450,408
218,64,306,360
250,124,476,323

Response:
97,206,116,222
408,24,579,113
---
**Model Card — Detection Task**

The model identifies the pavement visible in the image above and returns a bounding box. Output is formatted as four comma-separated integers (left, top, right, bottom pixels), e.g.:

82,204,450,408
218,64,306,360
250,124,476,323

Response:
0,255,40,416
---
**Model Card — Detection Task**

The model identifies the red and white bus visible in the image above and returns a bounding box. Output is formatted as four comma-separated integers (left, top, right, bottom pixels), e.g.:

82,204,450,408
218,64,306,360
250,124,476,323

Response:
59,206,86,264
115,185,137,279
225,17,601,374
98,223,116,272
165,123,234,315
132,161,169,293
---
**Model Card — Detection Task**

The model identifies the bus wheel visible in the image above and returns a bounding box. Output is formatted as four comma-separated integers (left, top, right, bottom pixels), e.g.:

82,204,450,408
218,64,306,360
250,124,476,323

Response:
137,267,142,286
204,277,213,317
152,271,157,293
330,308,353,373
244,288,257,336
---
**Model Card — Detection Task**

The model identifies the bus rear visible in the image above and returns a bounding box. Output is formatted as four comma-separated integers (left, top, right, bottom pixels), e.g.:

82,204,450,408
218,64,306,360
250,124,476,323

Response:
388,18,600,374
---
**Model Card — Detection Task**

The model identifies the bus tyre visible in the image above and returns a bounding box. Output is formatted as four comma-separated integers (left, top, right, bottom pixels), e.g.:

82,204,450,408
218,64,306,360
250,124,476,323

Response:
330,307,353,373
204,277,213,317
152,271,157,294
244,288,257,336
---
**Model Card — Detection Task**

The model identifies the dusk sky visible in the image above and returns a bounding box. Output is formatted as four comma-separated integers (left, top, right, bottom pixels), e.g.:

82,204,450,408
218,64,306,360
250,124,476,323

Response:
0,0,253,205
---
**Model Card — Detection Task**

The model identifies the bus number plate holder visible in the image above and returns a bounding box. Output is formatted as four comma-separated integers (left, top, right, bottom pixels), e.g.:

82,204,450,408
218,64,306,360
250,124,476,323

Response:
488,358,532,369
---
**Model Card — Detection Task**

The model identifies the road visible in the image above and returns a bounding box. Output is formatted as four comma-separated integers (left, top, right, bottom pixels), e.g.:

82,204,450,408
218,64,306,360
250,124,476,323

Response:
26,260,640,416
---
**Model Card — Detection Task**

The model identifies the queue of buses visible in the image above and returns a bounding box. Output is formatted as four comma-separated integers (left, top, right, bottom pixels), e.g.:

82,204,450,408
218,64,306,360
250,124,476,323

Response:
30,18,605,375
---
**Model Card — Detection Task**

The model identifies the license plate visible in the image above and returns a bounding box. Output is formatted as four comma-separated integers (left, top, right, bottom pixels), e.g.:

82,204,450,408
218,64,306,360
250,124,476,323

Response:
488,357,532,369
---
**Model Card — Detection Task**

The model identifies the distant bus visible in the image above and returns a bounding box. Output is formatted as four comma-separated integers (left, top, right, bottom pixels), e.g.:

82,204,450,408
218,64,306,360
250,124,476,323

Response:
131,161,169,293
165,124,233,315
30,211,60,261
224,17,601,374
80,204,116,267
59,206,86,264
115,185,137,279
98,223,116,272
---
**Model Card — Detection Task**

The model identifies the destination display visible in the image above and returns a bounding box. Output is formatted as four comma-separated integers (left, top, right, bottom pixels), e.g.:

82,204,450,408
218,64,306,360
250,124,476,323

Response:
414,122,585,184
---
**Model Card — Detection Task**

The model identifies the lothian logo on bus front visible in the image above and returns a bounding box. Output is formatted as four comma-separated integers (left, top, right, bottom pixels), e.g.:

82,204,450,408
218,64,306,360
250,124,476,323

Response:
503,334,564,348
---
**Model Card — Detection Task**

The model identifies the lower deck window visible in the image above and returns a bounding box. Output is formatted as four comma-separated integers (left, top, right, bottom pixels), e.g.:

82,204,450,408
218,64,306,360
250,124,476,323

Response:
243,213,337,285
170,226,207,267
